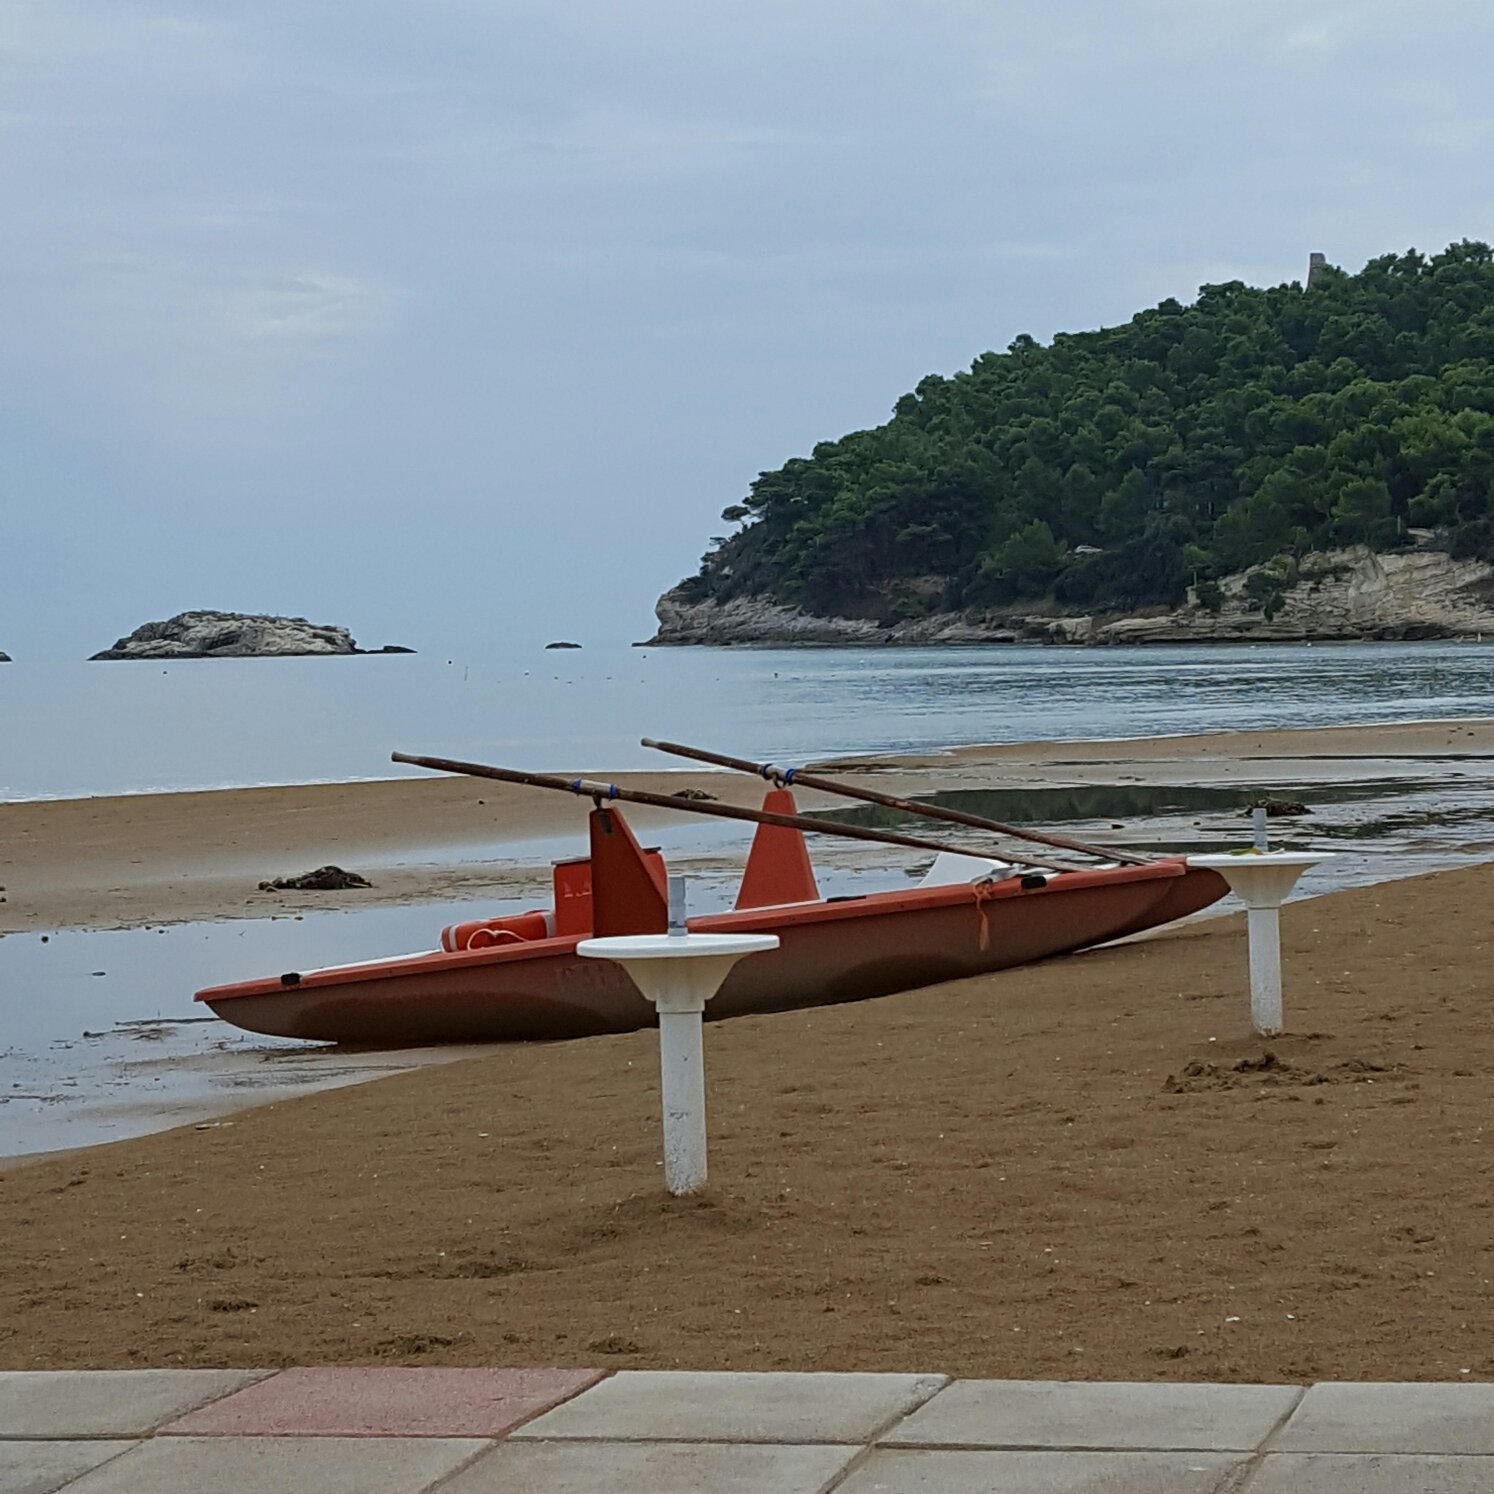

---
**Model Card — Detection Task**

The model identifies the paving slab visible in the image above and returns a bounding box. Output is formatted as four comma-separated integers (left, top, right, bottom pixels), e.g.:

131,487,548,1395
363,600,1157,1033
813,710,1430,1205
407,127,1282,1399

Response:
1273,1382,1494,1453
0,1372,266,1440
836,1448,1248,1492
51,1436,492,1494
511,1370,948,1444
0,1442,136,1494
1247,1453,1494,1492
159,1367,604,1438
442,1438,860,1493
880,1379,1302,1451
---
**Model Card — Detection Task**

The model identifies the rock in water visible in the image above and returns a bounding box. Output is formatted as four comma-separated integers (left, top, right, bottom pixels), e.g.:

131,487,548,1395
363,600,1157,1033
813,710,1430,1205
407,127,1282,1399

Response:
545,640,583,649
258,866,374,892
89,611,414,660
0,651,10,662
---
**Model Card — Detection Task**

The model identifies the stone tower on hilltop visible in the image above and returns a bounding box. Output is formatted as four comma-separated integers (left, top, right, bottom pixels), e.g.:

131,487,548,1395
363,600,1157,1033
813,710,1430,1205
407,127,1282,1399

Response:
1306,252,1328,289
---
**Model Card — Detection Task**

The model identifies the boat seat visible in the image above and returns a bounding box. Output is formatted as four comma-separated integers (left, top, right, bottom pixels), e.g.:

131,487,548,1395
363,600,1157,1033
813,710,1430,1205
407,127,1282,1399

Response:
919,851,1018,888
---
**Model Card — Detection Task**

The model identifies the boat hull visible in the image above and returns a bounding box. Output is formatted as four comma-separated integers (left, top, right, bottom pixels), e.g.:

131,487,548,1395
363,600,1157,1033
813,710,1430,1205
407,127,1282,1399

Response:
199,862,1228,1044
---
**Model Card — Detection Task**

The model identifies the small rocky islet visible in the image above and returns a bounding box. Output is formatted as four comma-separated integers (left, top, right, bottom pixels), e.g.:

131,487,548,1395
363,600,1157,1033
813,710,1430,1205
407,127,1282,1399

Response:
89,611,414,660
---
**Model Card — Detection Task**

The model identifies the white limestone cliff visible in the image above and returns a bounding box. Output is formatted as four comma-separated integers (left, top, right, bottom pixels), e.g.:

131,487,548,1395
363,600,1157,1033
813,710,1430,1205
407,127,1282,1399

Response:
646,548,1494,647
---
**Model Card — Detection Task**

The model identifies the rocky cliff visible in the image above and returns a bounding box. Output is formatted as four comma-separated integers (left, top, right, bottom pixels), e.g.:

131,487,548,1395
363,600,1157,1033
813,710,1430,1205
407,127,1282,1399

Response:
1093,547,1494,644
90,612,415,660
647,547,1494,647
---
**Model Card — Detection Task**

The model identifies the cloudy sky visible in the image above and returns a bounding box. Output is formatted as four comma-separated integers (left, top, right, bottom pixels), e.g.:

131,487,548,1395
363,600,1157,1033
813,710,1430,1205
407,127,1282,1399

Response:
3,0,1491,659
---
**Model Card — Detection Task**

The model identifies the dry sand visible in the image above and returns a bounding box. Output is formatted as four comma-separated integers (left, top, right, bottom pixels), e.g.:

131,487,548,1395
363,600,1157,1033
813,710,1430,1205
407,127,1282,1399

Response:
4,719,1492,935
1,865,1490,1382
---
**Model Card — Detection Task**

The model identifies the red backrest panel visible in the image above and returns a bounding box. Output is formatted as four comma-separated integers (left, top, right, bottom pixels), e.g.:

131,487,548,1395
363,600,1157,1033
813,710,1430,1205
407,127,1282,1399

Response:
588,807,669,935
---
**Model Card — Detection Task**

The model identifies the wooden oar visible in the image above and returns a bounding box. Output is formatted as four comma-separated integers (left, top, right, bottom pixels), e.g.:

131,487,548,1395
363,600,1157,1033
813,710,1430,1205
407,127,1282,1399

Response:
390,752,1075,872
640,737,1150,866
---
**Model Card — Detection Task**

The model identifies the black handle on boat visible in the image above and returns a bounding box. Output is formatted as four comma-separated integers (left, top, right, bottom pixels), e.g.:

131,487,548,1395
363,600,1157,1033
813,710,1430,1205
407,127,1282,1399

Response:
640,738,1151,866
390,751,1075,871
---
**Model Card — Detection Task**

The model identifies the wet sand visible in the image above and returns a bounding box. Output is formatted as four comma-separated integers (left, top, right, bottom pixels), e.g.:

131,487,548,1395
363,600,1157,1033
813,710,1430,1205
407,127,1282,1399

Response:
1,865,1489,1381
0,1038,515,1168
4,719,1492,935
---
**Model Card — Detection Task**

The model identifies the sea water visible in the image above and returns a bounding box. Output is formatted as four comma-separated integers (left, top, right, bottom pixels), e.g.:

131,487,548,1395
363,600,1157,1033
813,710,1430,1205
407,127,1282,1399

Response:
2,641,1493,802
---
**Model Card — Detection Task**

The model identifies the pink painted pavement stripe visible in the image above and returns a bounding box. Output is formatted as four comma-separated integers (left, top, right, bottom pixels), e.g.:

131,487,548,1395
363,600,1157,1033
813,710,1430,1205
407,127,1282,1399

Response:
157,1366,607,1439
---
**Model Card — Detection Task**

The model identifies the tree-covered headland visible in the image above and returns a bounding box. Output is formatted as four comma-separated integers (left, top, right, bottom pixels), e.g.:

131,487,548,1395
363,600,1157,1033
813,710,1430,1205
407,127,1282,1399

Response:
681,243,1494,622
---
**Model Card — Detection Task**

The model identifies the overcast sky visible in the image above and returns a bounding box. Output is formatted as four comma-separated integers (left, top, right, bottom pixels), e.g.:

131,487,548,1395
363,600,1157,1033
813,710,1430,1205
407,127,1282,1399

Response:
3,0,1491,660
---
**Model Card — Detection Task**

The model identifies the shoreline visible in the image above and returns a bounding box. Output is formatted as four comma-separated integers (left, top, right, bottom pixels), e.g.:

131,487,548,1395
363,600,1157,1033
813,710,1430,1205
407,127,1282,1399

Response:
7,711,1494,805
3,718,1492,936
5,717,1488,1171
7,714,1491,1163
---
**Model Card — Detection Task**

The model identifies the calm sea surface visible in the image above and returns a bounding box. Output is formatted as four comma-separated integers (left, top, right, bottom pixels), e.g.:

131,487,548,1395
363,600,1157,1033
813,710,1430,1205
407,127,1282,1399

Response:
3,642,1493,802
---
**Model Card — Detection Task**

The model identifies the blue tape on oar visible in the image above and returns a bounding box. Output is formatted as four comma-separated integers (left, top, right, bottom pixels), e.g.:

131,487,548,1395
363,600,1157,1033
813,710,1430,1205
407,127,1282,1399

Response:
571,777,620,799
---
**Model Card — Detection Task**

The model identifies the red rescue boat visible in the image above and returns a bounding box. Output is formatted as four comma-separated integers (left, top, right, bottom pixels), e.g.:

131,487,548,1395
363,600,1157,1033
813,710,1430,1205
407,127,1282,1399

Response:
197,785,1227,1044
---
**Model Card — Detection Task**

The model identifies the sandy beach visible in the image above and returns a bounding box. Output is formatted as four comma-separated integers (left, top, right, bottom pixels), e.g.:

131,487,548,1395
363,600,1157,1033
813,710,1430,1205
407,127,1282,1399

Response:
1,863,1490,1381
4,718,1492,935
1,719,1491,1380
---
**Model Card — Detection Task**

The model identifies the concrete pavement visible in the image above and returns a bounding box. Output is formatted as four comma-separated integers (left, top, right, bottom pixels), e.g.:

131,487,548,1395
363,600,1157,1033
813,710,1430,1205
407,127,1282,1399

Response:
1,1369,1491,1491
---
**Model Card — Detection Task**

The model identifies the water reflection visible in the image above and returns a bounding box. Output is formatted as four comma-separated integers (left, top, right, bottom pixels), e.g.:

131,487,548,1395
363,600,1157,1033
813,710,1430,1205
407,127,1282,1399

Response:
812,779,1422,830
